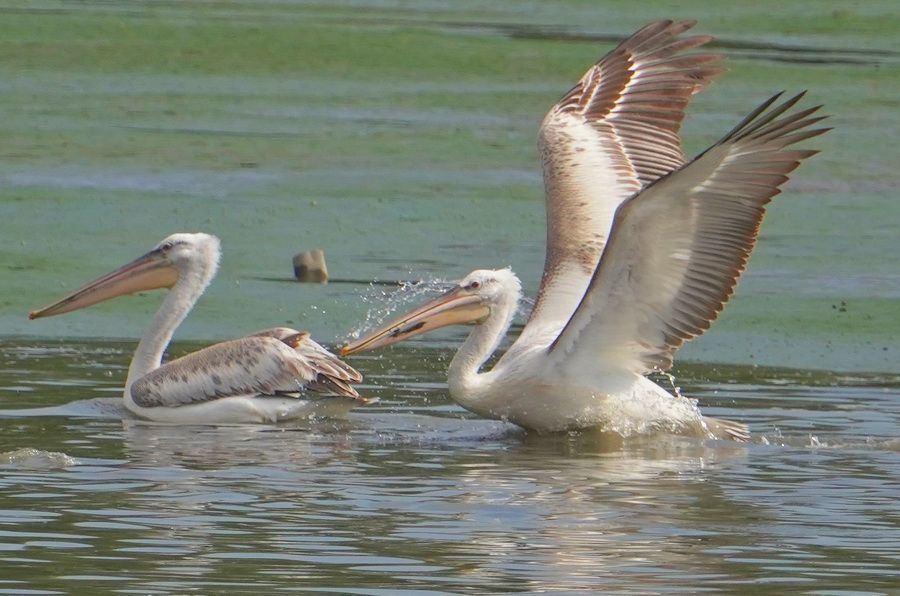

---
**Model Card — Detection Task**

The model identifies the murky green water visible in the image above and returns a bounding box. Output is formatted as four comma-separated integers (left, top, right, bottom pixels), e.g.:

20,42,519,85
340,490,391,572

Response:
1,340,899,593
1,0,899,593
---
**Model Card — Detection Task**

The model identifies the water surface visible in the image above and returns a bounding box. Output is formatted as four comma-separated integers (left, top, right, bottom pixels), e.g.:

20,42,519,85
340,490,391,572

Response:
1,0,899,593
1,340,899,593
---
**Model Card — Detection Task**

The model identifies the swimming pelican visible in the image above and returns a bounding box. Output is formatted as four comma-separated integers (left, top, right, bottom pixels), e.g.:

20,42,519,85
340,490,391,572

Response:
30,232,366,423
341,21,829,440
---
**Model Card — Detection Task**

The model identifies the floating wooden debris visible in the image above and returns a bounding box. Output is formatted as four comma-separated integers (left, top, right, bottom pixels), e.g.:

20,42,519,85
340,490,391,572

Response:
293,249,328,283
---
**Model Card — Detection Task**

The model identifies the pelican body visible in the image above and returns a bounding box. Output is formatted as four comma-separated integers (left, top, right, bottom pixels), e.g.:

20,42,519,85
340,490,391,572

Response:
342,21,829,440
30,233,366,423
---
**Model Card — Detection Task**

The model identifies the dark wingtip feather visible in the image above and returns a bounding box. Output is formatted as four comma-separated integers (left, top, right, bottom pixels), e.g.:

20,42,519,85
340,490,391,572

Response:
714,90,831,151
715,91,784,144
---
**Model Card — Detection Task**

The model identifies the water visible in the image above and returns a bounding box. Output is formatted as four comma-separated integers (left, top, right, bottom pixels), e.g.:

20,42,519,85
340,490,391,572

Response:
1,0,899,592
1,340,899,593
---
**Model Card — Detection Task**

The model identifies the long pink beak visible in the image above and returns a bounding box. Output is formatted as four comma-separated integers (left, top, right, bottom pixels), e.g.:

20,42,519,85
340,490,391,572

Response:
29,249,178,320
341,285,489,356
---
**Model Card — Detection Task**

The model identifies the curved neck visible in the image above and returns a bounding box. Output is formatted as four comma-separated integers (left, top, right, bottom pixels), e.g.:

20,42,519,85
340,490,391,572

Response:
447,290,518,405
123,267,213,393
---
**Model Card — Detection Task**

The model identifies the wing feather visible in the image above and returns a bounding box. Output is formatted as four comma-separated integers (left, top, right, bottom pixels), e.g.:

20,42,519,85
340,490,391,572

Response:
130,335,363,408
247,326,302,340
547,92,829,374
523,20,723,348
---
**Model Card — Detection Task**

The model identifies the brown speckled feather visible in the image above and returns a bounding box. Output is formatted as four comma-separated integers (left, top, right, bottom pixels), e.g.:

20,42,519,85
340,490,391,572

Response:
130,333,363,408
548,92,829,374
524,20,723,346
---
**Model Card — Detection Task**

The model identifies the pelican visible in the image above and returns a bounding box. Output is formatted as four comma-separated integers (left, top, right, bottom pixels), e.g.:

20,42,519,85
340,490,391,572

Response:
341,21,829,440
29,232,366,423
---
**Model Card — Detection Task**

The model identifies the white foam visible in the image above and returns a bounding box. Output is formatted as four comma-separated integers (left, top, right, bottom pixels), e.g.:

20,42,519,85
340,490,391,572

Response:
1,447,77,469
345,276,451,341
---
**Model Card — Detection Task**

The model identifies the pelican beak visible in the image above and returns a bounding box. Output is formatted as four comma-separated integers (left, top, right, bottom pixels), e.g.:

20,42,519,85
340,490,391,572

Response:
29,249,179,320
341,285,489,356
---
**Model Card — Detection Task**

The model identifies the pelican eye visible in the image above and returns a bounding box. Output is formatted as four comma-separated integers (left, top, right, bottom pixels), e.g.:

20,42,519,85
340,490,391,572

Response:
467,281,481,290
159,239,184,252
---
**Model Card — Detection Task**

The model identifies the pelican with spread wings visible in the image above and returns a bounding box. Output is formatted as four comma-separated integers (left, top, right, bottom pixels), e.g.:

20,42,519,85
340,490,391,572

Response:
341,21,829,440
30,233,366,423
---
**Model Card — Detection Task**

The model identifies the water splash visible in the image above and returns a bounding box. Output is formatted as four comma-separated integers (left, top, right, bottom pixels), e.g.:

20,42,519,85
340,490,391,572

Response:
1,447,78,469
750,429,900,451
657,371,685,399
344,275,453,341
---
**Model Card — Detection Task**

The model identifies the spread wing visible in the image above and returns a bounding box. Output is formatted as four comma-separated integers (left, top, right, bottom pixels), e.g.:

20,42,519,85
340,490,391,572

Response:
130,333,363,408
521,19,724,349
547,92,829,375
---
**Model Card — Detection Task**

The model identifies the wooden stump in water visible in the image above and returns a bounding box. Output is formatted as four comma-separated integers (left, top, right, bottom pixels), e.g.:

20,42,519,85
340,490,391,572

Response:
293,249,329,283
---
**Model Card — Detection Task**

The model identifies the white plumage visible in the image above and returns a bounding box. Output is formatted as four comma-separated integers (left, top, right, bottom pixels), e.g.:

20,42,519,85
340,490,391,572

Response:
30,233,366,423
342,21,829,440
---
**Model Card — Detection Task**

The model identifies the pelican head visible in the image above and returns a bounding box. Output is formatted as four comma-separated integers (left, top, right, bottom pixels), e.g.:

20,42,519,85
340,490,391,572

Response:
341,268,521,355
29,232,221,320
